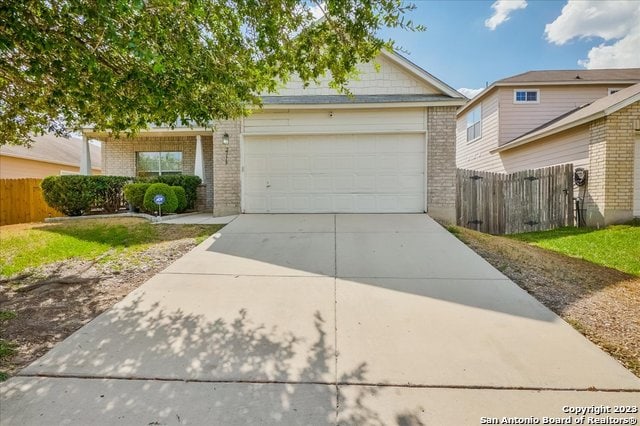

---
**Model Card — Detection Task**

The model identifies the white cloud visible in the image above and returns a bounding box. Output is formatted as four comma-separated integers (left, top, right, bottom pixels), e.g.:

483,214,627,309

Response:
485,0,528,31
545,0,640,68
458,88,484,99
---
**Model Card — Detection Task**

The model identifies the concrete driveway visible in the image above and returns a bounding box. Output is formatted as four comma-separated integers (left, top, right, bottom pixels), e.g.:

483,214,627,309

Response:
2,214,639,425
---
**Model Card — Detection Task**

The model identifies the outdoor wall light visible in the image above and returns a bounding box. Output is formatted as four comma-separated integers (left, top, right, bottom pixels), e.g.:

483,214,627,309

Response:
222,133,230,145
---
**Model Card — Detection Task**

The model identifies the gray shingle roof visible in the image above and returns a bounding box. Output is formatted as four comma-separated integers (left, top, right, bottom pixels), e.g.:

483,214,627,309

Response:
0,134,102,169
261,94,455,104
496,68,640,84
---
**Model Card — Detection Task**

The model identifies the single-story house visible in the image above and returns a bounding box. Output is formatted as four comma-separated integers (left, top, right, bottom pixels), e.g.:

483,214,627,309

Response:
84,50,466,222
0,134,101,179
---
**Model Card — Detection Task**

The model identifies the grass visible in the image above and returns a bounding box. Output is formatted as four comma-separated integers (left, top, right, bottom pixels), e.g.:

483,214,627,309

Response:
0,218,222,277
509,220,640,276
0,311,17,381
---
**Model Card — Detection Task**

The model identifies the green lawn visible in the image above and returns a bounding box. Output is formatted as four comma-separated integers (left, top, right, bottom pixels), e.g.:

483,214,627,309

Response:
509,221,640,276
0,218,222,277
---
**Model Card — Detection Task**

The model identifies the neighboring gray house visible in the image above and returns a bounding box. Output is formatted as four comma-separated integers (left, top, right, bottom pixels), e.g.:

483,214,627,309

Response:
83,50,466,222
456,69,640,226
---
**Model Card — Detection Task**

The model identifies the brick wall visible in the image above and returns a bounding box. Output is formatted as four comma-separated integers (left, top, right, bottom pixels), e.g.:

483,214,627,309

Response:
213,120,242,216
587,101,640,225
426,106,457,223
101,135,214,211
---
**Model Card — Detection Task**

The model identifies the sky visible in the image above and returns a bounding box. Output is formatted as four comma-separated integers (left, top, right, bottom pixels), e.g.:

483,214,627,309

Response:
377,0,640,98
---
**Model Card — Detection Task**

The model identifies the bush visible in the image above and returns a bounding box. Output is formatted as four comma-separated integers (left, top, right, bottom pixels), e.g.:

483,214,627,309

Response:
42,175,133,216
41,176,94,216
90,176,131,213
123,183,151,212
144,175,201,210
143,183,178,214
171,186,187,213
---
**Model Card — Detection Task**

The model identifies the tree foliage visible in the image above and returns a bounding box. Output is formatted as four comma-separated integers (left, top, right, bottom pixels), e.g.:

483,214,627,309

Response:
1,1,422,145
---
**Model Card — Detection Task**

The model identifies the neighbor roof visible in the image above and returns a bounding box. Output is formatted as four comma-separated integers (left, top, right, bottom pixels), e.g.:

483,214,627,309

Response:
0,134,102,169
492,83,640,154
458,68,640,115
496,68,640,84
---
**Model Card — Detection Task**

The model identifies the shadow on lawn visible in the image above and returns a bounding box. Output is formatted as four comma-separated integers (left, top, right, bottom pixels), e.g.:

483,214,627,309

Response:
3,296,425,425
36,219,221,248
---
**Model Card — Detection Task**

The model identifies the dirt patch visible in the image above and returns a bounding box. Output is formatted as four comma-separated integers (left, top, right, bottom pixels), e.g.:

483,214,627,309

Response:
451,226,640,377
0,234,211,378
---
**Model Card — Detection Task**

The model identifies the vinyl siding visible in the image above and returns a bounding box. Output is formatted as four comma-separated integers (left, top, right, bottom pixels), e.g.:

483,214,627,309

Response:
500,124,589,173
273,54,440,96
245,108,427,134
498,84,629,145
455,91,505,172
0,156,101,179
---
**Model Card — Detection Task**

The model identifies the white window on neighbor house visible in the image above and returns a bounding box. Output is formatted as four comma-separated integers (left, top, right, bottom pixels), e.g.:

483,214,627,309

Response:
466,105,482,142
136,151,183,176
608,88,621,95
513,89,539,103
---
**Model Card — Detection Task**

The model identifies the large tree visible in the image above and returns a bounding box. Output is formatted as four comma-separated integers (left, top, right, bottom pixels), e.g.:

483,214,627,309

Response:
0,1,422,145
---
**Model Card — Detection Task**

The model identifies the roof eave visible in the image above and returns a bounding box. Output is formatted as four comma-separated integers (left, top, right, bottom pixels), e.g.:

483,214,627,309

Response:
490,112,604,154
380,50,466,99
0,151,102,169
258,100,467,110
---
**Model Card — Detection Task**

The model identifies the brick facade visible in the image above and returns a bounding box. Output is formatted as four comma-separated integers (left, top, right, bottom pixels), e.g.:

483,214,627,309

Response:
99,111,460,219
212,120,242,216
586,102,640,225
101,134,214,211
426,106,457,223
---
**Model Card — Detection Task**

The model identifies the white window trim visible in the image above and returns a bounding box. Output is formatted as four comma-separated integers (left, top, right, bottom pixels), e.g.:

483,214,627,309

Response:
608,88,621,95
136,151,183,176
513,89,540,104
466,105,482,143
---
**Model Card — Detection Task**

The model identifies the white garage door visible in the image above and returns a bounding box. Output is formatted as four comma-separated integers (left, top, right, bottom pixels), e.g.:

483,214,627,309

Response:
243,133,425,213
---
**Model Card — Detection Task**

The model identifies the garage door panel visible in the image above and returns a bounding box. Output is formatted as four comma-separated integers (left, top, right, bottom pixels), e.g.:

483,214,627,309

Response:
313,156,333,171
399,154,424,170
334,175,355,192
314,176,333,191
244,134,425,213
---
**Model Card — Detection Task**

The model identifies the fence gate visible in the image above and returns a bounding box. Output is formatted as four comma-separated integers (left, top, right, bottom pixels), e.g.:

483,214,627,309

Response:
456,165,574,234
0,178,63,226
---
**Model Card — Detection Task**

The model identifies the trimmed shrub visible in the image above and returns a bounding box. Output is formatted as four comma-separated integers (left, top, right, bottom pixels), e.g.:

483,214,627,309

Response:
91,176,131,213
143,183,178,214
123,183,151,212
147,175,201,210
41,176,94,216
171,186,187,213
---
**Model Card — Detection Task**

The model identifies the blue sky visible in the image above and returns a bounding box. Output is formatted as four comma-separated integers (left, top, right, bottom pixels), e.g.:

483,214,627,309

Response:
378,0,640,96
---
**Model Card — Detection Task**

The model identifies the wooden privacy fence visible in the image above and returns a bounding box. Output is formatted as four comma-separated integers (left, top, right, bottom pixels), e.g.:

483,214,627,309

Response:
456,165,574,234
0,178,62,226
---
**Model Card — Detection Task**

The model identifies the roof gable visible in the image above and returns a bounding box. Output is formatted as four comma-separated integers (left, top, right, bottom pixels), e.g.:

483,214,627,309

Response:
458,68,640,116
273,50,463,99
493,83,640,153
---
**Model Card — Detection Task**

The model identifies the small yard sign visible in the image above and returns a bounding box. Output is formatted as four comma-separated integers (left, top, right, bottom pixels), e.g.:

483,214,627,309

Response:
153,194,166,205
153,194,166,217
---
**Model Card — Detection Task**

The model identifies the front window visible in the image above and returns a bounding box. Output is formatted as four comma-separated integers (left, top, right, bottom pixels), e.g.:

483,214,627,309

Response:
466,106,482,142
514,89,539,103
136,151,183,176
